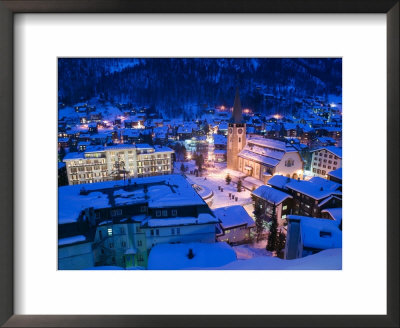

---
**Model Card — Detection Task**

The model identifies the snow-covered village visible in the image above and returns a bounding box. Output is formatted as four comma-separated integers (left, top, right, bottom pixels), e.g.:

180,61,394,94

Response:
58,58,342,270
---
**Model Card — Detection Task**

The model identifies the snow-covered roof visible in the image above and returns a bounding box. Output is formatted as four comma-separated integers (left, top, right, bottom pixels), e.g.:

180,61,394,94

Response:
147,180,206,207
247,137,298,152
252,185,292,204
213,205,255,229
321,208,342,224
313,146,342,158
78,141,91,146
267,175,295,190
244,143,285,160
58,175,205,224
212,134,227,145
285,179,342,200
63,152,85,160
328,167,342,180
147,242,236,269
135,143,152,149
238,150,280,167
154,145,173,153
58,191,110,224
239,137,300,167
308,177,341,191
145,213,218,228
58,235,87,246
104,144,136,151
288,215,342,250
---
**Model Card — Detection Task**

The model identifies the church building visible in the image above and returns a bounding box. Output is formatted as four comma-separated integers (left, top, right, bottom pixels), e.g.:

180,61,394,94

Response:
227,87,303,184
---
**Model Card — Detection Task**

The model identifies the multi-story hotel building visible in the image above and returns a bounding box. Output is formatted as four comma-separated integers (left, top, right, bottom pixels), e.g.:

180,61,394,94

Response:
63,144,174,185
310,146,342,178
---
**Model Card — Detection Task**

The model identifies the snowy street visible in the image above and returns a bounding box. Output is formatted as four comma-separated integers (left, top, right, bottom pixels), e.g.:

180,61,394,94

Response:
174,161,254,210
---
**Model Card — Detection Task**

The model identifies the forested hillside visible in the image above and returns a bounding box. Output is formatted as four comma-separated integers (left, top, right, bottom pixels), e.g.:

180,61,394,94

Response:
58,58,341,118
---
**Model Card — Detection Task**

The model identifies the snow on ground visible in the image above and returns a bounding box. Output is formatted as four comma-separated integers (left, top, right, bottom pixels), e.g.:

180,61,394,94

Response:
148,242,237,270
215,248,342,270
233,240,273,259
58,235,86,246
176,161,253,209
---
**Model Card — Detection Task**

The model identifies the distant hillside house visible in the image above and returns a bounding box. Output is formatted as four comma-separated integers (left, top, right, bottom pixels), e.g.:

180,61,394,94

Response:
284,215,342,260
310,146,342,178
58,174,218,269
238,137,304,184
63,144,174,185
214,205,255,244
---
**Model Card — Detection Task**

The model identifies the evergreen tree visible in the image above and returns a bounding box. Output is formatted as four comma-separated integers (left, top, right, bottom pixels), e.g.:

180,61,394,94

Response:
266,203,279,253
180,163,185,173
225,173,231,185
237,179,242,192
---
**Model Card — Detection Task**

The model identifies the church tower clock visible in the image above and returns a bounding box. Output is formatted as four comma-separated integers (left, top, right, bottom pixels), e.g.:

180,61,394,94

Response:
227,86,246,171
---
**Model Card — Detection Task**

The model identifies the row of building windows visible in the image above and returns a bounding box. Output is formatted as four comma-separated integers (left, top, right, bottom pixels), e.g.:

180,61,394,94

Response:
315,158,338,164
313,163,337,170
137,159,170,166
70,165,107,173
155,209,178,217
150,227,181,236
314,152,339,160
69,159,106,166
312,168,327,175
137,153,170,160
70,172,108,180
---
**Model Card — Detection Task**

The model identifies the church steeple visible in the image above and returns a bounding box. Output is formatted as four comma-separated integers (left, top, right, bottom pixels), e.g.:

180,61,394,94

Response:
227,83,246,171
230,86,244,124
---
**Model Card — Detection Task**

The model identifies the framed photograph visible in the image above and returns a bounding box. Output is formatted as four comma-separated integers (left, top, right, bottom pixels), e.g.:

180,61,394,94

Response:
1,1,398,327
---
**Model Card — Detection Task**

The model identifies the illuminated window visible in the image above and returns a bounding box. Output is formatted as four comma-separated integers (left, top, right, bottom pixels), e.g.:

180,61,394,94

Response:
107,228,113,236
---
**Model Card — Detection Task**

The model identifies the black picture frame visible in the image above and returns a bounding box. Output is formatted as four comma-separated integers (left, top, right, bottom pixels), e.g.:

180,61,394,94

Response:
0,1,398,327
